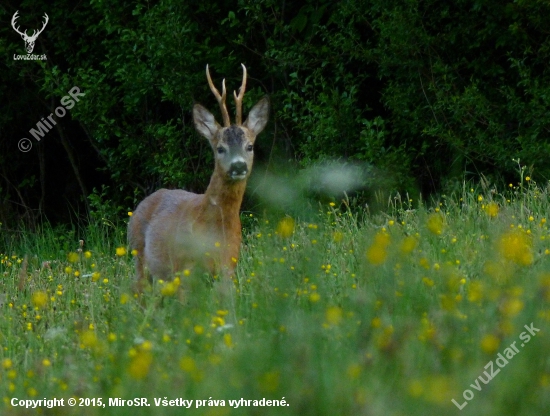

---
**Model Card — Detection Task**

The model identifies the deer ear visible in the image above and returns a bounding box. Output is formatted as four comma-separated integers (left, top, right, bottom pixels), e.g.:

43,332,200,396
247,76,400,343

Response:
243,97,269,137
193,104,220,141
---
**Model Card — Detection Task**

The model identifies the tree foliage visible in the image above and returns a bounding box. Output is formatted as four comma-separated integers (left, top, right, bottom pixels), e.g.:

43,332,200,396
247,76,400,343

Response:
1,0,549,225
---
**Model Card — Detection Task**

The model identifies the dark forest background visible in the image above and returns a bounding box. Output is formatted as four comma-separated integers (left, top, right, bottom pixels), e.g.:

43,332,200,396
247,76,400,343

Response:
1,0,550,227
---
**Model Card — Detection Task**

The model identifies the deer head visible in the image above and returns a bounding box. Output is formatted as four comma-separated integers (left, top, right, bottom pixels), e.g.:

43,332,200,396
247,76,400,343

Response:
12,11,49,54
193,64,270,182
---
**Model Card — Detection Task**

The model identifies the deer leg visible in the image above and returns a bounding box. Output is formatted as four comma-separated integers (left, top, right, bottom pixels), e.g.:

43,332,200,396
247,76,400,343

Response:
133,252,148,293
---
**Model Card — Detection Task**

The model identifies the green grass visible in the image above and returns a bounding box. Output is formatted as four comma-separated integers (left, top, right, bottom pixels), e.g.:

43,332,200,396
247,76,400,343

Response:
1,180,550,415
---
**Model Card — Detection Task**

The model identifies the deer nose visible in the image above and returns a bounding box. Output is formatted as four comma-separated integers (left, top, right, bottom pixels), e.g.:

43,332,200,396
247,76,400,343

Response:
230,161,248,178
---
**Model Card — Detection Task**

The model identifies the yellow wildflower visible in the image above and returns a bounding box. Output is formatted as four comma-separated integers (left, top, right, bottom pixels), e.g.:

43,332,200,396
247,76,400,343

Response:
332,231,344,243
223,333,233,348
276,217,295,238
180,356,196,372
120,293,130,304
309,292,321,303
426,213,445,235
498,231,533,266
480,334,500,354
485,202,499,218
325,306,343,326
467,281,484,303
128,351,152,379
67,252,79,263
422,277,434,287
366,231,390,265
80,330,98,349
31,291,48,309
161,281,178,297
500,298,524,317
400,236,418,254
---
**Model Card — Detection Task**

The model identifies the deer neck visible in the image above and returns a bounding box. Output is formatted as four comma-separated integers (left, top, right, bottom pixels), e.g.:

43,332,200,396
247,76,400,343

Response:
203,168,247,222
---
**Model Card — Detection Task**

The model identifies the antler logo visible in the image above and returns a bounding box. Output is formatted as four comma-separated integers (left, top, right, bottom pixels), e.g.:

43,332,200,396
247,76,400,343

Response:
11,11,49,54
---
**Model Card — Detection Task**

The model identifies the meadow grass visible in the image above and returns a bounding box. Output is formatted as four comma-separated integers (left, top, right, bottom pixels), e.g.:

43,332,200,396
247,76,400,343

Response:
1,179,550,415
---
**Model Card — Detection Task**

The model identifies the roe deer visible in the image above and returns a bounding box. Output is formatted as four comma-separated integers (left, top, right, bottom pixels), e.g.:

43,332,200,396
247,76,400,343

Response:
128,64,269,287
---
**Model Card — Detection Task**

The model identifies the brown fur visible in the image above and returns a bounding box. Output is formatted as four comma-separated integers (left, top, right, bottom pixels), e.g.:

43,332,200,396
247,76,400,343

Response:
128,65,269,287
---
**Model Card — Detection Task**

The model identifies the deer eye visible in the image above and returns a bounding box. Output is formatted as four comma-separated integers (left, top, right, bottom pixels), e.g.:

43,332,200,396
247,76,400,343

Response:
246,144,254,152
217,147,225,154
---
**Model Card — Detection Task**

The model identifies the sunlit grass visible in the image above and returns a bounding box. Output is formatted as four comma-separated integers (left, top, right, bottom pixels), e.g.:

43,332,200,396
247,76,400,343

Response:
1,179,550,415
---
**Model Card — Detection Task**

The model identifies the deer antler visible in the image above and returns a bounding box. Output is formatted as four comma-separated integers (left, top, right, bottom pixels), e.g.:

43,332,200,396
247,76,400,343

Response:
11,11,26,37
206,64,231,127
11,11,49,40
233,64,247,125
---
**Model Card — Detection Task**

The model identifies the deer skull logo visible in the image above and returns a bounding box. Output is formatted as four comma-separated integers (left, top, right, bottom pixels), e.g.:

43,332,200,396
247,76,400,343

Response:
11,11,49,54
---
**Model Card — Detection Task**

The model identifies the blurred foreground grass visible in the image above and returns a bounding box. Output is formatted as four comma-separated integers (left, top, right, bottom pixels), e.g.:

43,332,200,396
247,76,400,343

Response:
1,180,550,415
